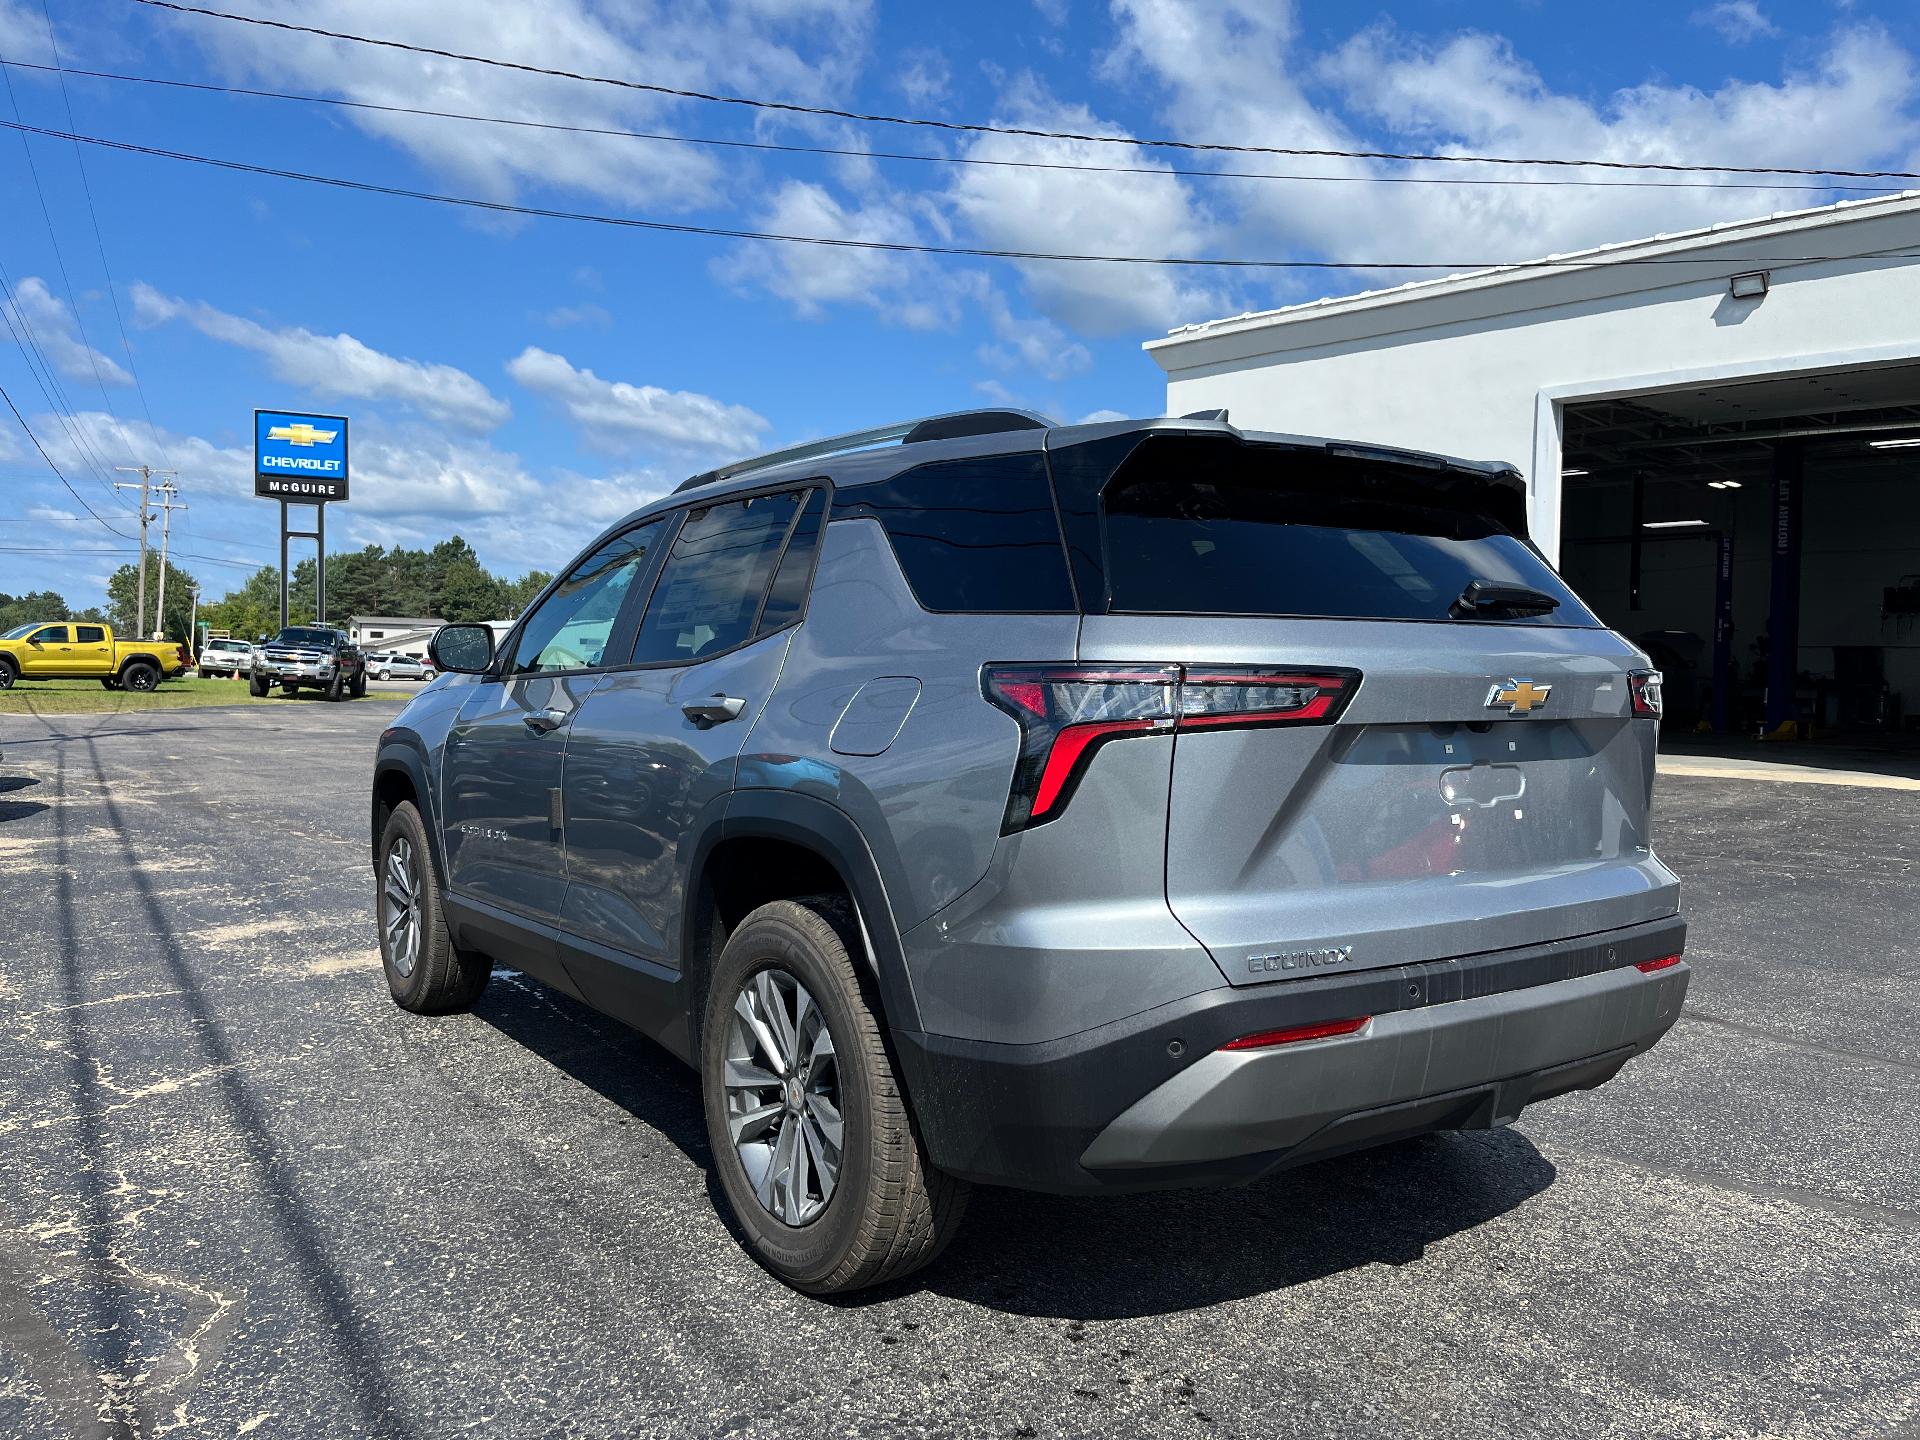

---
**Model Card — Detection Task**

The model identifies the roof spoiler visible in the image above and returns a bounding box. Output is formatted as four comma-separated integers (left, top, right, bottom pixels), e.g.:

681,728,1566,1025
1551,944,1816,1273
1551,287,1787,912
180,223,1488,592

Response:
674,408,1055,493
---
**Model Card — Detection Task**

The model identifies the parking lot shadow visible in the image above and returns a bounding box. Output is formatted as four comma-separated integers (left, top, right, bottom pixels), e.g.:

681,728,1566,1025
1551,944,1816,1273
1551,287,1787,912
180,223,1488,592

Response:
0,797,50,822
473,973,1557,1318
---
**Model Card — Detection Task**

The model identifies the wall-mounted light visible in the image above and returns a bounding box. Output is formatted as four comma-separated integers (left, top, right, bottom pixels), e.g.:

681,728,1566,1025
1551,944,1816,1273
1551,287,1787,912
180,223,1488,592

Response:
1707,479,1743,490
1728,271,1770,300
1869,437,1920,449
1644,519,1710,529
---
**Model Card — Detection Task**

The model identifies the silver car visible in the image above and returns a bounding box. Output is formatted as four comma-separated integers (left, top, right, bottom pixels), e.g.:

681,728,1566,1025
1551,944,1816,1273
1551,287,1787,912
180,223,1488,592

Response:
367,652,434,681
370,410,1686,1294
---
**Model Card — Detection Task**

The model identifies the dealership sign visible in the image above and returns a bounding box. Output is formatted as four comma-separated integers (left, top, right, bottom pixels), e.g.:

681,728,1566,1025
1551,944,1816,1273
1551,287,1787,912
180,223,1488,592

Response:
255,409,349,502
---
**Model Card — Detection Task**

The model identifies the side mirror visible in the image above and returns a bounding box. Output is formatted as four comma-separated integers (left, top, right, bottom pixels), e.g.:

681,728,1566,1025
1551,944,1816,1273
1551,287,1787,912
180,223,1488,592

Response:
430,623,496,675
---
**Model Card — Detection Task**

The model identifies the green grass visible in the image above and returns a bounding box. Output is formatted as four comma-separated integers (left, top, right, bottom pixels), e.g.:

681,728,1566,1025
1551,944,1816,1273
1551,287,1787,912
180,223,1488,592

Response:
0,675,406,715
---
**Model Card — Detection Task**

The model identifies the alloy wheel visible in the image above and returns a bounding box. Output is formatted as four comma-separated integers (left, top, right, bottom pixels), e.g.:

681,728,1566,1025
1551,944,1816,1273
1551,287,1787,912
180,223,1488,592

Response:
382,837,421,978
723,967,843,1227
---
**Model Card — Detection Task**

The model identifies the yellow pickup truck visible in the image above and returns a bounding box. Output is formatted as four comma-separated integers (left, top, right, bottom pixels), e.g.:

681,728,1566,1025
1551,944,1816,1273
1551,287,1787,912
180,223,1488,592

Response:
0,621,192,692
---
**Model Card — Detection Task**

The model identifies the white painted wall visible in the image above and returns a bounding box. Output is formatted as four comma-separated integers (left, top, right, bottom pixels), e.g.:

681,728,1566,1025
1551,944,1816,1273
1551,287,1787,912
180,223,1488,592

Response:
1148,198,1920,560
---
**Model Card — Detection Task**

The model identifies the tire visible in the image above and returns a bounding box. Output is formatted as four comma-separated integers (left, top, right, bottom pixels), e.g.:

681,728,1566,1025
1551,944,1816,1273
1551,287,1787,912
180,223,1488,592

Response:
281,682,298,695
324,669,345,702
0,659,15,690
377,669,391,681
122,662,160,693
701,897,970,1294
377,801,490,1013
100,678,121,691
248,673,269,698
350,670,367,699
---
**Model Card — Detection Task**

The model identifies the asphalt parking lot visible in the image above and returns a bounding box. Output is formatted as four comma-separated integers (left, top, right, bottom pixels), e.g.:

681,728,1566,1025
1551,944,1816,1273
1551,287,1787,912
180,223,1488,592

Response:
1,703,1916,1439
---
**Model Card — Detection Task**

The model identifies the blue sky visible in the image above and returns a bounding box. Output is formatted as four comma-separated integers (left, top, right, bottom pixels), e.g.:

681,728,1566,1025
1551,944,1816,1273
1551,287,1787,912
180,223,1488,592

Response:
2,0,1918,610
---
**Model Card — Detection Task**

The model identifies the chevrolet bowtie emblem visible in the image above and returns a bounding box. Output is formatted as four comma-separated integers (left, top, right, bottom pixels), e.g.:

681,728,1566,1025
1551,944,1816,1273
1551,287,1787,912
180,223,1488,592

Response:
1487,678,1552,714
267,423,337,447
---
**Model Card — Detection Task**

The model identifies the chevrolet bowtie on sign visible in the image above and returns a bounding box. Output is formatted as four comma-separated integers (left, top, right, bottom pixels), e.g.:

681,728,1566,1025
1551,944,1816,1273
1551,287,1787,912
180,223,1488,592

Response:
255,409,349,501
1487,678,1553,714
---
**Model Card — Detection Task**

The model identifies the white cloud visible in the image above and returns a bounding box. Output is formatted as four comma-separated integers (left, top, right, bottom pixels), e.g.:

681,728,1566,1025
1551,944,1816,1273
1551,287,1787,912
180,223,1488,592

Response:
1104,2,1920,307
974,280,1092,380
712,181,951,326
507,346,769,455
539,303,614,329
944,78,1229,333
1695,1,1779,44
896,49,952,106
165,0,875,210
1034,0,1070,24
0,0,54,64
132,284,510,429
1078,408,1128,423
3,277,132,386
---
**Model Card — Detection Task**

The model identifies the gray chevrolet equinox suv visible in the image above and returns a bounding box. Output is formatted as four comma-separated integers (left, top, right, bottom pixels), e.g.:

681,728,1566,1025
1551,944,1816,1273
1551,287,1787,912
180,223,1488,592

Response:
371,409,1687,1293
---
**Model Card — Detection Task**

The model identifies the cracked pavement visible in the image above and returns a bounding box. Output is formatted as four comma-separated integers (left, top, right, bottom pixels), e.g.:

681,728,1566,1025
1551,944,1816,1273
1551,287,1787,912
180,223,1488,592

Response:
0,703,1916,1438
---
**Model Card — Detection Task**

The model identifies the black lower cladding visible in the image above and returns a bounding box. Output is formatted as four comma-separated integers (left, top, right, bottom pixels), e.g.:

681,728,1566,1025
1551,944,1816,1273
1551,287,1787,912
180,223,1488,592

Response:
891,915,1686,1193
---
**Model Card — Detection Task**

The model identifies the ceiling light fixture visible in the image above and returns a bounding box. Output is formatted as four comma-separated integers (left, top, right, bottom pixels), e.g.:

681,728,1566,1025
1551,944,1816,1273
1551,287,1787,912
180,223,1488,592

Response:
1868,437,1920,450
1643,519,1710,529
1561,467,1589,477
1707,480,1743,490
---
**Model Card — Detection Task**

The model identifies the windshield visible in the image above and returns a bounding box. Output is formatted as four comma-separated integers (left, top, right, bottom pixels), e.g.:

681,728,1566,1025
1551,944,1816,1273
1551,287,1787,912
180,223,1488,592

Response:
274,627,341,648
2,622,45,639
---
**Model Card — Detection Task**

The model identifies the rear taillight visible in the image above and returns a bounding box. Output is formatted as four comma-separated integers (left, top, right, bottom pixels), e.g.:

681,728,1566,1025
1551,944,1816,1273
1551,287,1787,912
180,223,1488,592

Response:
1220,1016,1371,1051
1628,669,1664,719
1635,954,1682,973
982,663,1359,831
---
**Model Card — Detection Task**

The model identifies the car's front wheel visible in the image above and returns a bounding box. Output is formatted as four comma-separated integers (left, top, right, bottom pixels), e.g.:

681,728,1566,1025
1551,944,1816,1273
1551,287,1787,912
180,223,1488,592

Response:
377,801,491,1012
248,673,269,697
701,898,969,1294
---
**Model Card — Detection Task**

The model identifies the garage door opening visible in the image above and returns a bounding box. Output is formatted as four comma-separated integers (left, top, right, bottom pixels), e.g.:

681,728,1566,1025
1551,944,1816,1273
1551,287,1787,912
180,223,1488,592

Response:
1557,362,1920,774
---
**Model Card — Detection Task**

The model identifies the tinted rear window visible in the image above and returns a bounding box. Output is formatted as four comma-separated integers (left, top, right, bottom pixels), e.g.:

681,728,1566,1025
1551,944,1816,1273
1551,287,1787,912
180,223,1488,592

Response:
1089,448,1597,627
833,455,1074,613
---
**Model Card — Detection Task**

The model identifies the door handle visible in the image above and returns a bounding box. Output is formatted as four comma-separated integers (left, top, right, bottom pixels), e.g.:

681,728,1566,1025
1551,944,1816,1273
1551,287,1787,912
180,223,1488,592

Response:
523,707,568,732
682,694,746,726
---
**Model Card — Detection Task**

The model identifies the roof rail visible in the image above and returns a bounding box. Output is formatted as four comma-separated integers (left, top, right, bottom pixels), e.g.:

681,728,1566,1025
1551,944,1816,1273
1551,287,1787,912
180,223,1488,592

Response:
673,407,1055,493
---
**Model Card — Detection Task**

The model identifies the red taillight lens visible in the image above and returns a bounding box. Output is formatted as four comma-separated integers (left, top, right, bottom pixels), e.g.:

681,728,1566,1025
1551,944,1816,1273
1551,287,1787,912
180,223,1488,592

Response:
1220,1016,1370,1051
982,663,1359,831
1628,669,1664,719
1635,954,1682,973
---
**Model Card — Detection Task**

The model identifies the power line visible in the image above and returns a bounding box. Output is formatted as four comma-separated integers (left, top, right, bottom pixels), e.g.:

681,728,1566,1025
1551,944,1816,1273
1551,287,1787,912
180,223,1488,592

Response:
2,57,1903,196
0,376,134,538
0,49,143,471
0,543,263,569
8,117,1920,274
31,3,181,477
0,261,131,506
126,0,1920,183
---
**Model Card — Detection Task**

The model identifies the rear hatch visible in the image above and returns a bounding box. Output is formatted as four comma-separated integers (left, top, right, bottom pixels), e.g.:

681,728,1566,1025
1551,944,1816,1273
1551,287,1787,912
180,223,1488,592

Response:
1054,428,1678,986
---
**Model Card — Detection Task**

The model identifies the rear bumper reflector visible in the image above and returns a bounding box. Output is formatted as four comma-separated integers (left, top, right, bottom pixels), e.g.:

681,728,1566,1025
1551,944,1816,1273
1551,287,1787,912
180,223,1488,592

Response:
1635,954,1683,973
1219,1015,1370,1051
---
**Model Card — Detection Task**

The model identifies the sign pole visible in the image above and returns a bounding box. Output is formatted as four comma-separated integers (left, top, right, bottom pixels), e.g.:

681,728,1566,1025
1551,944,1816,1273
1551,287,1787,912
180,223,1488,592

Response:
279,499,290,630
316,501,326,624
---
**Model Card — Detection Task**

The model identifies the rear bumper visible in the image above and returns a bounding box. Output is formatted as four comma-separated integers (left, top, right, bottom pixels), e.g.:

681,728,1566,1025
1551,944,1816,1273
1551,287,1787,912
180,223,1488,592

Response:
893,915,1686,1193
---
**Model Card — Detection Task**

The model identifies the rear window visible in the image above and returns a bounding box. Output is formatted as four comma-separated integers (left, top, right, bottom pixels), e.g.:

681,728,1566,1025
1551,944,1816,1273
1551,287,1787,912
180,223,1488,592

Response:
832,455,1074,613
1087,444,1598,627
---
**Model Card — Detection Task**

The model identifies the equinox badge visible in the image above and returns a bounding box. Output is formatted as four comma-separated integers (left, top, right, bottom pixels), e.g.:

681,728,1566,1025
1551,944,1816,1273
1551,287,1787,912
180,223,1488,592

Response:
1486,678,1552,715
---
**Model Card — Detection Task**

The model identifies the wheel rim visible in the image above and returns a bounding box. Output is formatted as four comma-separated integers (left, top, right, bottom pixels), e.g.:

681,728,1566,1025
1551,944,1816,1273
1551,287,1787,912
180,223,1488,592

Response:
128,670,154,691
723,967,843,1227
382,837,421,979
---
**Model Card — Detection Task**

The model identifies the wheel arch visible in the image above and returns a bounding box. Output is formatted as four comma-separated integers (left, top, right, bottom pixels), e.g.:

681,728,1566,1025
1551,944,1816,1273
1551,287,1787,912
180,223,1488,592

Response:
682,791,923,1060
115,652,164,678
372,739,447,885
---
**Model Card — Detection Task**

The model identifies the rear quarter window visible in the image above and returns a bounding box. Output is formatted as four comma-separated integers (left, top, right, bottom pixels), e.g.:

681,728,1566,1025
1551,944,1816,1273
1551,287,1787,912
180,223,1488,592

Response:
831,454,1074,613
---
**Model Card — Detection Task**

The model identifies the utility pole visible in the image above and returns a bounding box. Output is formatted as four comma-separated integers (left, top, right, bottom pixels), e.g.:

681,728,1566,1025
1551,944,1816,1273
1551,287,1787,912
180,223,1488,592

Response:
114,464,176,637
152,481,187,639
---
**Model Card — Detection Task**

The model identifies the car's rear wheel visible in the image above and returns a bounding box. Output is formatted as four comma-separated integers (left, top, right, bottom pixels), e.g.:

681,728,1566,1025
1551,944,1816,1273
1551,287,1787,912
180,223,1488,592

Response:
122,662,159,693
377,668,391,681
0,659,17,689
701,897,969,1294
100,678,121,691
377,801,490,1013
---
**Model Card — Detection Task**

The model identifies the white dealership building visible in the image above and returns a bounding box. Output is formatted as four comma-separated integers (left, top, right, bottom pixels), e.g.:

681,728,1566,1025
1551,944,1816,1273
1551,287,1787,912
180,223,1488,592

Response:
1146,192,1920,737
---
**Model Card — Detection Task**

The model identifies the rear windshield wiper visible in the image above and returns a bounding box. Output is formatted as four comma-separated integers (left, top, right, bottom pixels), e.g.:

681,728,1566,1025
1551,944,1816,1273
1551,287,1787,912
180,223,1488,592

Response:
1450,579,1561,619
